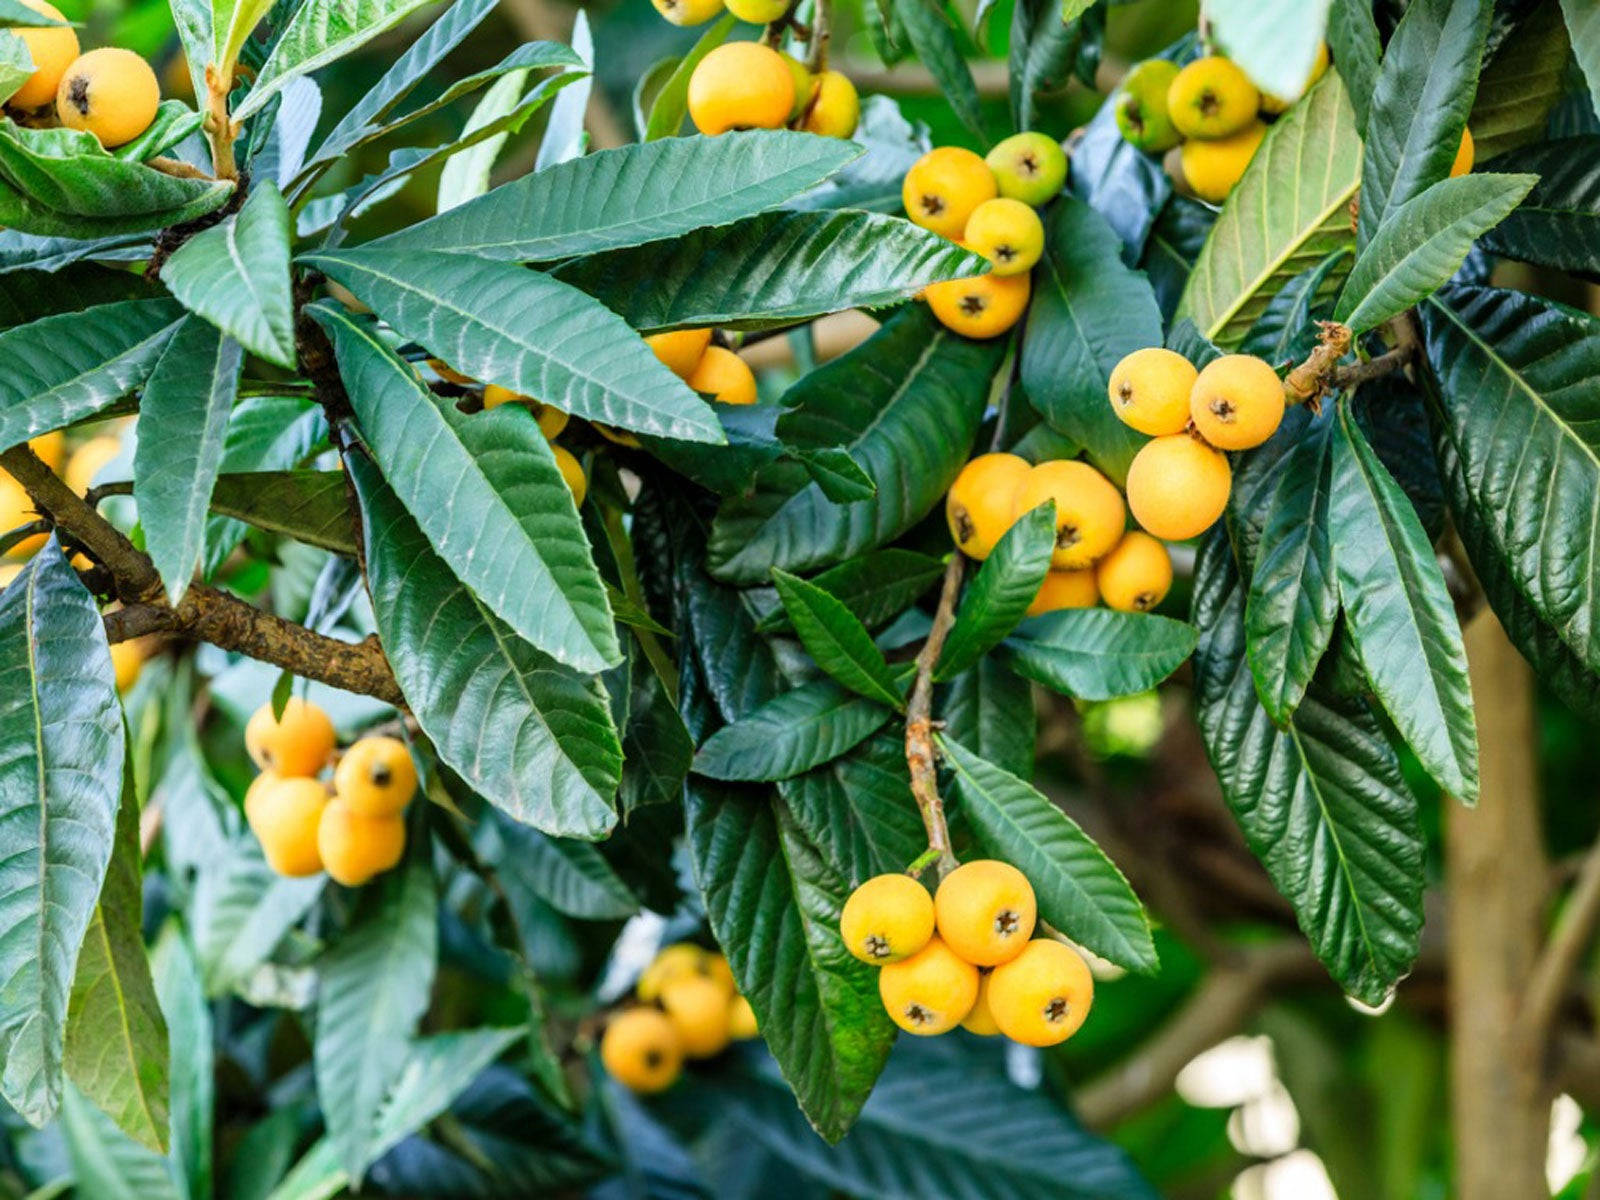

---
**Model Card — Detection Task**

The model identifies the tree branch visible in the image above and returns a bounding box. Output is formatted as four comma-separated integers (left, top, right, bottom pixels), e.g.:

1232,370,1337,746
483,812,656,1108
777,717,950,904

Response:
1521,832,1600,1055
904,554,963,875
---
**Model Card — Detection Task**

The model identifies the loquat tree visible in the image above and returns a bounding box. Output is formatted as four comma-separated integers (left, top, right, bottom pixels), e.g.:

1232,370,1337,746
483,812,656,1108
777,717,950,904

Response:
0,0,1595,1196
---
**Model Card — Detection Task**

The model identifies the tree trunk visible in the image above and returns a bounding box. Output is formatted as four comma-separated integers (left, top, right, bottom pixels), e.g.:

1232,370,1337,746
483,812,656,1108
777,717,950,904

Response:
1448,610,1550,1199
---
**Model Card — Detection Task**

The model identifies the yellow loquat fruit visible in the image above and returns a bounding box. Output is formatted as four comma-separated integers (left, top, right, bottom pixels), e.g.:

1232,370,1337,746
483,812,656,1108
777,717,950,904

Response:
1125,433,1232,542
878,935,979,1035
1179,120,1266,204
688,42,794,135
1451,127,1474,177
638,944,721,1002
250,776,328,878
985,938,1094,1046
333,735,416,817
984,132,1067,207
601,1008,684,1093
684,345,758,406
660,973,733,1058
1095,531,1172,613
317,799,406,887
245,697,336,778
57,48,161,148
1189,353,1284,450
29,431,63,471
840,873,936,965
1026,568,1099,616
0,475,43,557
725,0,788,20
109,640,143,693
934,859,1037,967
1014,460,1127,570
63,435,121,496
963,198,1044,277
481,386,569,440
1167,55,1259,139
553,444,587,506
728,994,759,1039
11,0,77,110
925,271,1030,339
901,146,998,240
1108,346,1197,437
427,358,474,385
801,70,860,138
645,328,712,380
946,452,1030,560
960,972,1001,1036
651,0,725,25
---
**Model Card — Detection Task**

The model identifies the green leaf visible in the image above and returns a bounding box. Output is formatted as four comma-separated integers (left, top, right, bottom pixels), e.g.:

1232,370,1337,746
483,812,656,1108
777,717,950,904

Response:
536,10,592,169
644,13,735,139
1009,0,1088,130
1469,0,1571,161
0,543,124,1126
771,569,906,710
487,812,637,919
0,1,69,26
350,454,622,839
1074,88,1175,266
777,734,925,885
940,737,1155,973
0,31,32,108
150,927,212,1200
1560,0,1600,130
374,131,859,261
238,0,440,119
1246,410,1338,722
1335,173,1535,334
1176,71,1361,348
753,549,944,635
1208,0,1331,102
208,470,354,555
134,318,243,603
1419,286,1600,678
59,1084,182,1200
111,102,204,166
687,787,894,1142
214,0,273,81
1357,0,1491,249
1001,608,1197,701
1478,138,1600,275
1327,0,1380,133
936,502,1054,681
1022,195,1156,482
0,297,181,449
795,446,877,504
64,763,168,1155
316,860,438,1186
1238,249,1348,365
555,209,987,333
692,681,892,783
1193,534,1424,1006
315,304,620,673
942,657,1034,779
895,0,985,141
436,67,530,213
205,398,328,575
304,248,723,444
161,182,296,368
189,838,323,997
709,306,1002,583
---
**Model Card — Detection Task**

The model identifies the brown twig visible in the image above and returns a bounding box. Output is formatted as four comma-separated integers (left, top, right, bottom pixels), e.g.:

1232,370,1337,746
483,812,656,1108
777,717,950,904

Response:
1520,832,1600,1056
1282,321,1354,404
805,0,831,72
146,156,213,181
202,63,240,180
904,555,964,875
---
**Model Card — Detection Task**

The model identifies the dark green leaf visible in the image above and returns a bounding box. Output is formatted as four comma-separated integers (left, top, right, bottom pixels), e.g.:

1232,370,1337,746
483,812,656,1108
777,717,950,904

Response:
59,1083,182,1200
941,737,1155,972
935,502,1055,681
204,397,328,576
150,927,212,1200
208,471,354,555
1478,138,1600,275
941,657,1034,780
1470,0,1571,161
1139,194,1214,321
1559,0,1600,133
795,446,877,504
754,550,944,635
488,813,638,920
777,734,924,885
351,454,621,839
0,262,146,329
1327,0,1380,134
895,0,985,141
771,569,906,709
134,318,243,602
1237,250,1347,366
189,838,323,997
692,681,892,782
1357,0,1491,248
316,304,620,673
1009,0,1086,129
1001,608,1197,701
0,543,124,1125
1072,94,1173,265
1022,196,1156,482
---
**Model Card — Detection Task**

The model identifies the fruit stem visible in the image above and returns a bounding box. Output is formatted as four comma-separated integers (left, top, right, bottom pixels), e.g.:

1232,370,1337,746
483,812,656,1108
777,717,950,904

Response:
806,0,830,72
203,62,239,180
905,553,963,878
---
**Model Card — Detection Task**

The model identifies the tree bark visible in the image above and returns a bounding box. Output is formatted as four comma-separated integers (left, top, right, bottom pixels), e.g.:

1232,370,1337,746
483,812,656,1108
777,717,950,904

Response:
1449,610,1551,1200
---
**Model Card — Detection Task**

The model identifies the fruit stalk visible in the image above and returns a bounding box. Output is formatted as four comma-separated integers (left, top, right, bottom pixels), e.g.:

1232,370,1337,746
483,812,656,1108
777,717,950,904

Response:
904,553,963,876
805,0,830,71
203,61,239,180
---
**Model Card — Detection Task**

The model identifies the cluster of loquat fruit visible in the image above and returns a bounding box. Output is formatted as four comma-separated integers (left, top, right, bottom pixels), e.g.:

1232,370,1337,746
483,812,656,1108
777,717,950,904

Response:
901,131,1067,339
946,451,1173,616
9,0,162,148
243,698,417,887
599,942,760,1094
652,0,859,141
841,862,1094,1045
425,326,755,483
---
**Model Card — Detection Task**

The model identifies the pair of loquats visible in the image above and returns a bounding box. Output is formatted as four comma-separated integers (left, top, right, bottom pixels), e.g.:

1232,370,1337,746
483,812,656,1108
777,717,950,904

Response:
13,0,162,147
601,942,760,1094
900,132,1067,339
842,862,1094,1046
947,453,1174,615
243,698,417,887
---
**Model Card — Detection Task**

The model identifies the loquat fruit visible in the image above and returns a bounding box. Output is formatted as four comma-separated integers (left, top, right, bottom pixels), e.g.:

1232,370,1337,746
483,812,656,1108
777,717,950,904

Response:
984,132,1067,207
482,386,569,440
878,935,979,1035
925,271,1030,339
1108,346,1197,437
1260,42,1329,115
427,358,474,385
684,345,758,406
801,69,860,139
1026,568,1098,616
317,799,405,887
638,944,722,1001
29,431,63,471
1125,433,1232,542
1451,127,1474,178
243,770,281,835
703,952,736,995
245,697,336,778
1179,120,1266,205
1189,353,1284,450
725,0,788,21
960,972,1001,1036
333,735,416,817
1114,59,1182,152
985,938,1094,1046
64,435,121,496
601,1008,683,1094
934,860,1037,967
10,0,77,111
249,776,328,878
728,994,759,1039
780,52,815,121
660,973,733,1058
1167,55,1259,140
963,198,1044,277
109,640,142,693
0,475,43,557
593,423,642,449
645,328,712,380
902,146,998,241
1095,531,1172,613
840,873,936,965
554,444,587,506
1014,460,1127,570
57,48,161,149
688,42,794,136
651,0,725,25
946,452,1030,560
